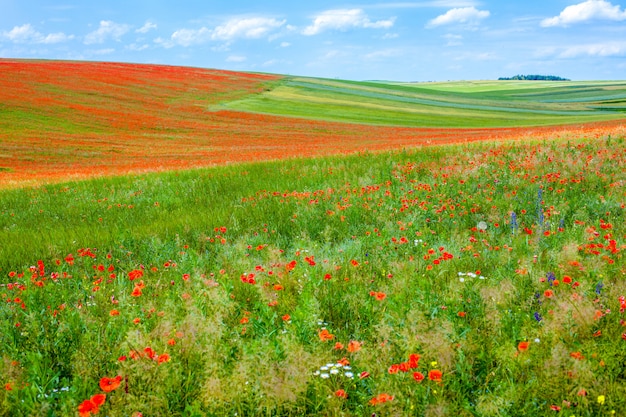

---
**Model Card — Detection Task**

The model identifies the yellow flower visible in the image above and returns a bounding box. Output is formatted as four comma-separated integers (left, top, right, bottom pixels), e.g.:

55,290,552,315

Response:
597,395,605,405
430,361,437,367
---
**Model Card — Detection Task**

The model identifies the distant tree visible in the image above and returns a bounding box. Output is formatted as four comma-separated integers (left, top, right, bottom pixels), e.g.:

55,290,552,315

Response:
498,74,570,81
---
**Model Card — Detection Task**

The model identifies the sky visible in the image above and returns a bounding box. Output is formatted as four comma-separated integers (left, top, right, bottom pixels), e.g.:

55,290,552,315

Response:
1,0,625,81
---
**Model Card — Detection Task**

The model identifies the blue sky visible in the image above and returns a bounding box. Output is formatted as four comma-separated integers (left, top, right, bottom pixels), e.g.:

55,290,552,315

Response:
1,0,625,81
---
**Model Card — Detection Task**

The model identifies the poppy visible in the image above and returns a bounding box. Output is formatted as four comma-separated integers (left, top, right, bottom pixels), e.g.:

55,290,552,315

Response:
408,353,420,368
318,329,334,341
335,389,348,398
347,340,362,353
158,353,171,364
413,371,425,382
99,375,122,392
518,341,530,352
428,369,443,382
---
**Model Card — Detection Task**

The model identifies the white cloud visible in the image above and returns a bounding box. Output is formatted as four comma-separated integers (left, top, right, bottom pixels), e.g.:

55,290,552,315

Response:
127,43,150,51
541,0,626,27
169,27,212,47
280,41,291,47
368,1,478,9
226,55,247,62
212,17,286,41
427,7,490,27
84,20,131,44
303,9,395,35
558,41,626,57
1,24,73,44
158,17,285,48
136,21,157,34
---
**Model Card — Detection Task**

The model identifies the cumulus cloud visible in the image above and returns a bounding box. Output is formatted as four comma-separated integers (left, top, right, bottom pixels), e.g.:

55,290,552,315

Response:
303,9,395,35
212,17,286,40
541,0,626,27
136,21,157,34
159,17,286,48
168,27,212,47
84,20,131,44
1,23,73,44
558,41,626,57
427,6,490,27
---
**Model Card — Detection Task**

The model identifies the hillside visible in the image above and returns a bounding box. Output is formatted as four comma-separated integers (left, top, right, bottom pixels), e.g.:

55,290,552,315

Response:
0,59,624,188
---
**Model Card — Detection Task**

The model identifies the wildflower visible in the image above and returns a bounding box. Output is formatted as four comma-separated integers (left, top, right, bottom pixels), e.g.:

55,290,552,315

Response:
109,309,120,317
570,351,584,360
78,399,98,417
518,341,530,352
144,347,156,359
413,371,425,382
99,375,122,392
157,353,170,364
359,371,370,379
4,383,12,391
597,395,605,405
549,404,561,411
347,340,362,353
281,314,291,322
335,389,348,398
534,312,543,322
544,289,554,298
369,393,394,405
318,329,334,341
131,286,142,297
128,269,143,281
428,369,443,382
408,353,420,368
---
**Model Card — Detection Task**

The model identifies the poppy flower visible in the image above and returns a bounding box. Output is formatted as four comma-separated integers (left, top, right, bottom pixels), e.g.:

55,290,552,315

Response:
408,353,420,368
347,340,362,353
428,369,443,382
158,353,170,364
369,393,393,405
99,375,122,392
518,341,530,352
413,371,425,382
335,389,348,398
318,329,334,341
77,399,97,417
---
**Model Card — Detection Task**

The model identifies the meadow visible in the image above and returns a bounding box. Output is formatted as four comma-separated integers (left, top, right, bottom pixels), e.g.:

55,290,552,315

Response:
0,60,625,416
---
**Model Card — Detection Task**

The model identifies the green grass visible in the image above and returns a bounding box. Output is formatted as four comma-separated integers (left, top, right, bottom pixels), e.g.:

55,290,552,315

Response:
1,132,625,416
220,77,626,127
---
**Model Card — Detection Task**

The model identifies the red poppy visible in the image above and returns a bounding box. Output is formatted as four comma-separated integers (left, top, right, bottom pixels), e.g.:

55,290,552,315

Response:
408,353,420,368
335,389,348,398
99,375,122,392
369,393,393,405
347,340,362,353
518,341,530,352
413,371,425,382
318,329,334,341
428,369,443,382
158,353,171,364
128,269,143,281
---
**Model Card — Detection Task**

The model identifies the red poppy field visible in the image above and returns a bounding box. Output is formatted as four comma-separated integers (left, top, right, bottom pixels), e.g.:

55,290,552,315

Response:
0,59,623,188
0,60,625,416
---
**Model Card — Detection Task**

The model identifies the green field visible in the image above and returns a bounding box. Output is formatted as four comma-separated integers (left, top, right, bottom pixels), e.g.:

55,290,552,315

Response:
1,63,626,416
221,77,626,127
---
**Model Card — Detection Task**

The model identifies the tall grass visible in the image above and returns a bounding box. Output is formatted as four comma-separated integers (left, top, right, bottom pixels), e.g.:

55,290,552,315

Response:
1,133,625,416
